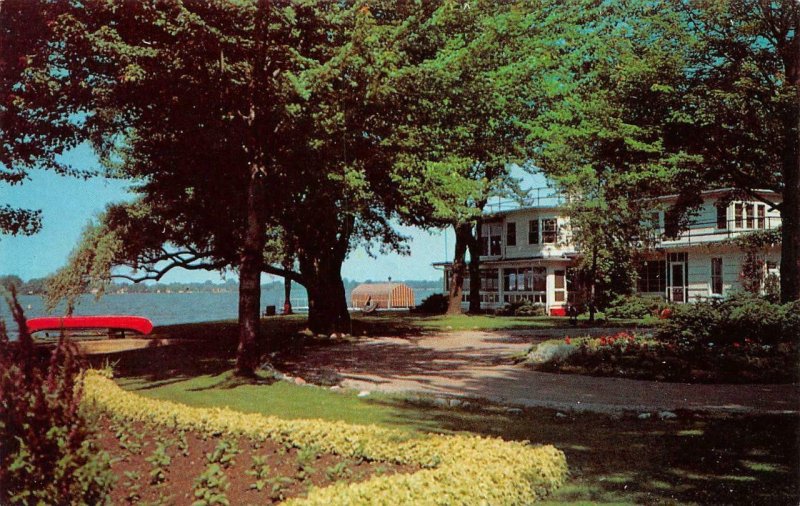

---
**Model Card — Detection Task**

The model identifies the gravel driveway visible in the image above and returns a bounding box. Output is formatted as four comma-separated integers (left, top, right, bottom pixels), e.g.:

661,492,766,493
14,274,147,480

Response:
277,329,800,415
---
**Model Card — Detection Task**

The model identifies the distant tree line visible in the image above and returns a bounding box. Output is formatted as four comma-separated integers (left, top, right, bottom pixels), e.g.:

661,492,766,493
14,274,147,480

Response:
0,275,440,298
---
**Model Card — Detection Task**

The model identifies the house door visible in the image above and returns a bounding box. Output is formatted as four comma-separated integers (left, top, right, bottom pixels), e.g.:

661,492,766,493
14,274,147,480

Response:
669,261,687,303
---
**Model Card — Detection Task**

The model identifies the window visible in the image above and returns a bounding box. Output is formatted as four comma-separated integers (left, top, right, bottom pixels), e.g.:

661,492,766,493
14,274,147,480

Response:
528,220,539,244
542,218,557,244
711,258,723,295
735,203,743,228
506,222,516,247
480,269,499,292
746,203,755,228
503,267,546,292
532,267,546,291
716,204,728,229
504,268,522,291
757,204,766,229
637,260,666,293
481,223,502,256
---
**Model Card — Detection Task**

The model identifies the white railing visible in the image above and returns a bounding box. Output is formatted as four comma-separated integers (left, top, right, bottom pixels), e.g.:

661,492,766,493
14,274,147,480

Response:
658,216,781,246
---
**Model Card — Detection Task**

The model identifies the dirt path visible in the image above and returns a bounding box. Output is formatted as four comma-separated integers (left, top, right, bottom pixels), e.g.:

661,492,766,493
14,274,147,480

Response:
278,329,800,414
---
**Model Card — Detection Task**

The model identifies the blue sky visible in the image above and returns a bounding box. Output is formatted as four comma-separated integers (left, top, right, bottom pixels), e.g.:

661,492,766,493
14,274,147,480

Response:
1,146,545,283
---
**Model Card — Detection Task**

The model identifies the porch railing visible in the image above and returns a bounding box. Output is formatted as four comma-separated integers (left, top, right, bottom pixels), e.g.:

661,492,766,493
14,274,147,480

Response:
658,216,781,246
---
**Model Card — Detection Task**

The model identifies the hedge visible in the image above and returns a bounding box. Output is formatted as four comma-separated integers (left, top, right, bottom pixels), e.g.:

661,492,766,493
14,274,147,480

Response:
82,371,567,505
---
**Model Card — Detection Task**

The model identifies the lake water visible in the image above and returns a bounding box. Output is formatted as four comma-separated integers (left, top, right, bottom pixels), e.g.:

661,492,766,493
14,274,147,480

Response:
1,287,440,333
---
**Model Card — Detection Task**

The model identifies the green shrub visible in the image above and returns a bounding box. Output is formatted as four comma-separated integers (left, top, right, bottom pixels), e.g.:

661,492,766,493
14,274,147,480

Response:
514,302,546,317
764,273,781,303
415,293,449,314
494,300,544,316
0,290,114,505
722,294,783,344
781,300,800,340
656,293,793,346
605,295,664,319
655,301,723,344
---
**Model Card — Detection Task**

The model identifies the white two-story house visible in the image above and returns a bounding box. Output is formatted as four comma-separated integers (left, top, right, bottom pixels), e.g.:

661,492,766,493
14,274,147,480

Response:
435,189,782,315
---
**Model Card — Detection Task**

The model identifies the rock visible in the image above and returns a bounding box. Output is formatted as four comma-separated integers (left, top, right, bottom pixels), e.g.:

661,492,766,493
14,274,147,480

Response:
448,399,463,408
638,412,652,420
330,333,340,339
357,390,371,398
294,377,306,385
556,412,567,418
526,343,577,364
659,411,677,420
432,397,450,407
505,407,523,415
330,385,342,391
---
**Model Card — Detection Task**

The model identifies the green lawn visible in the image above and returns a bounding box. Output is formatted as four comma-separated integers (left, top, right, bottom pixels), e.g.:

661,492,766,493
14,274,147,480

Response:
117,372,435,432
101,318,797,505
356,313,657,331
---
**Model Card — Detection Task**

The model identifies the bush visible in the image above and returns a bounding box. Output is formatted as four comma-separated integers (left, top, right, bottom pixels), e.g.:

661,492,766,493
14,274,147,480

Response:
656,293,794,346
723,294,783,344
605,295,665,319
514,302,546,317
781,300,800,341
0,290,114,505
493,300,546,317
415,293,449,314
655,301,724,344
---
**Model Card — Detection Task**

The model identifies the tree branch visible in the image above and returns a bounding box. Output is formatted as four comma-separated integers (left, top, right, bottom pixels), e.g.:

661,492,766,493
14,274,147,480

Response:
262,264,304,286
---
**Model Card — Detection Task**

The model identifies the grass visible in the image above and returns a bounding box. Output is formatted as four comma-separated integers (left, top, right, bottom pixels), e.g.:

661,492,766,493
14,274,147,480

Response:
118,372,434,432
99,318,797,505
354,312,655,333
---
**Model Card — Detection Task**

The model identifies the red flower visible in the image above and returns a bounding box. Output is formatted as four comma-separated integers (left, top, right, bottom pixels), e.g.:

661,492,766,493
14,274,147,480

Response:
733,342,741,348
564,337,571,345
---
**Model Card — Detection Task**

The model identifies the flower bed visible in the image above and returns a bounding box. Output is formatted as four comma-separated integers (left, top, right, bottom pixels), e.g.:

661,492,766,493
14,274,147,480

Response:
83,371,568,505
96,414,410,505
529,332,798,383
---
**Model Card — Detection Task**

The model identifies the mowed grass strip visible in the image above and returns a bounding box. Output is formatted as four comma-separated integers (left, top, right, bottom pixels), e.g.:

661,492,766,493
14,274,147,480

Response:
118,372,433,432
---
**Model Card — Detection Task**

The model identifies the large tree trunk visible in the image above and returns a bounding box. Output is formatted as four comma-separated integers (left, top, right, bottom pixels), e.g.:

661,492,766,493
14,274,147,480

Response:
467,219,482,314
236,170,267,376
236,0,271,376
446,222,472,315
300,249,350,335
780,35,800,302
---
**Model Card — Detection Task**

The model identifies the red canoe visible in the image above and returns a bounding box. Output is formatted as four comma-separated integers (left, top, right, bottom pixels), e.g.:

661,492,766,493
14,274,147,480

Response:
26,316,154,336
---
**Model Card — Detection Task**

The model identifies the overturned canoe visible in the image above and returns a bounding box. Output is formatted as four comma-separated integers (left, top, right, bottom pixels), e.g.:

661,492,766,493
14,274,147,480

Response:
26,315,154,336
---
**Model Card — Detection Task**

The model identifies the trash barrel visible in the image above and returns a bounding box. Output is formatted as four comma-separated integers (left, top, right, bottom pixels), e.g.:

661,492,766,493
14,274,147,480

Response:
264,305,276,316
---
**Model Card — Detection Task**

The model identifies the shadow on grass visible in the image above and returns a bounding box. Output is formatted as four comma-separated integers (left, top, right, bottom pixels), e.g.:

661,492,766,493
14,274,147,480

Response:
84,315,432,386
367,396,800,505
